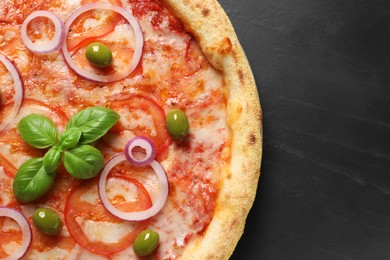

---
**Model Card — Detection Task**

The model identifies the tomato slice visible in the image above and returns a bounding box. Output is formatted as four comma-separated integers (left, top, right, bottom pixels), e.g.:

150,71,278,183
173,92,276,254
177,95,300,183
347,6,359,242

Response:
64,176,152,255
67,0,123,52
106,94,172,160
0,98,69,131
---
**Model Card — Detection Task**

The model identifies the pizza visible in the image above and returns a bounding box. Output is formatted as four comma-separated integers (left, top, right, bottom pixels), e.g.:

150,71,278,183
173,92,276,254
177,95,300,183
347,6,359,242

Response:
0,0,262,259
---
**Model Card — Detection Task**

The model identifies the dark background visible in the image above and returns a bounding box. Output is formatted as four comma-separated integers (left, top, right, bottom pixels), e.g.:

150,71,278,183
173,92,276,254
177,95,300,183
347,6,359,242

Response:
218,0,390,259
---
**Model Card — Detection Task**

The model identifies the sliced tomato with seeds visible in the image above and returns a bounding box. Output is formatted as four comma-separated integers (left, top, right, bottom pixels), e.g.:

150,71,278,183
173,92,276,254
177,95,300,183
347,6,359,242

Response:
64,176,152,255
106,94,172,160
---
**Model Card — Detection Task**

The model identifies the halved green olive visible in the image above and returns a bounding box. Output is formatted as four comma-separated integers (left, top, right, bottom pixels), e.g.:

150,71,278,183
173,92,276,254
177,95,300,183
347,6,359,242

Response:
133,229,159,256
85,42,113,68
166,109,189,139
32,207,62,236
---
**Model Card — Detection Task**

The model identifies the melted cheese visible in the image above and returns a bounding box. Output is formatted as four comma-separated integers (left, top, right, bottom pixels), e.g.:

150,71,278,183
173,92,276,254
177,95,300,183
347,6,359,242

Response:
27,248,69,260
117,108,157,136
76,218,135,244
0,167,12,205
2,241,19,256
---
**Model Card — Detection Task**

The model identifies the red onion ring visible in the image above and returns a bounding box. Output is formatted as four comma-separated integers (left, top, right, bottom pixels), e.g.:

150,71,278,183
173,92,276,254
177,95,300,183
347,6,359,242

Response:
62,3,144,82
98,153,169,221
0,207,32,259
125,136,156,167
0,54,24,132
21,10,65,54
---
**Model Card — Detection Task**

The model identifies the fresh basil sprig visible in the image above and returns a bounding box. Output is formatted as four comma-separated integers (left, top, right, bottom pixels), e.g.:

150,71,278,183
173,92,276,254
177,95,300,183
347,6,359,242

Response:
13,107,119,203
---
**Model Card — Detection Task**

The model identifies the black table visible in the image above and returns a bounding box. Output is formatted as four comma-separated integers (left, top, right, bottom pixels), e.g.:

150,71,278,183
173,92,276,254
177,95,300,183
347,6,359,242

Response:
219,0,390,259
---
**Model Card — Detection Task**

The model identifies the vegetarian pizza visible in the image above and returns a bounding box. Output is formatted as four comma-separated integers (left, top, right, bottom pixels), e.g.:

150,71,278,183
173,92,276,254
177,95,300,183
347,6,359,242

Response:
0,0,262,259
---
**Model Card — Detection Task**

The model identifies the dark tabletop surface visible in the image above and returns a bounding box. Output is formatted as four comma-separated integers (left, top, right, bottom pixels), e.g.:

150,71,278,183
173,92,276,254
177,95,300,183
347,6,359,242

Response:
218,0,390,259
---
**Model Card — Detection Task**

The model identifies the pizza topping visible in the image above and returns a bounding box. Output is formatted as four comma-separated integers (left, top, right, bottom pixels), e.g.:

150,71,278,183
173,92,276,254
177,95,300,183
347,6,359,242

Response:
133,229,159,256
85,42,113,68
98,152,168,221
21,11,65,54
166,109,190,140
65,177,151,255
13,158,56,203
0,53,24,132
18,114,58,149
32,207,62,236
0,207,32,259
125,136,156,167
62,3,144,82
106,94,172,161
64,145,105,179
0,99,69,134
65,0,123,52
13,107,120,203
65,107,120,145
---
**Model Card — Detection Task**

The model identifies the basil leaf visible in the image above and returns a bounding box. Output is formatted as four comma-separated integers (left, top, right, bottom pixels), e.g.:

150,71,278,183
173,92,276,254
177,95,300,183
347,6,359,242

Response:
43,146,62,174
13,158,55,203
18,114,58,149
66,107,119,144
58,128,82,151
63,145,104,179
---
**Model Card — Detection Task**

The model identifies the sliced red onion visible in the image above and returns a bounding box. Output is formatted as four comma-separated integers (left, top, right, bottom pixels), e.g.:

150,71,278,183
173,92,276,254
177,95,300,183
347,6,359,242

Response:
0,54,24,132
125,136,156,167
0,207,32,259
98,153,169,221
62,3,144,82
21,10,65,54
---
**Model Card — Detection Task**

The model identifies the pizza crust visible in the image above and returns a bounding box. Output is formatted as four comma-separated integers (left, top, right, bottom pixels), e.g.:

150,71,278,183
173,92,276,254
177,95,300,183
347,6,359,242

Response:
161,0,263,258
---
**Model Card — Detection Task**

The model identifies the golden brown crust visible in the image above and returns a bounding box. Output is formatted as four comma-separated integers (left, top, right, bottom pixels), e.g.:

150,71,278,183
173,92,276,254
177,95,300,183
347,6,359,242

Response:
161,0,263,258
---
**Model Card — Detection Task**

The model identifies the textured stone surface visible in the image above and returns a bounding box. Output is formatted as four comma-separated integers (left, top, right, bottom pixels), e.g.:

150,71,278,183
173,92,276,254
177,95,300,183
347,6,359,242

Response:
219,0,390,259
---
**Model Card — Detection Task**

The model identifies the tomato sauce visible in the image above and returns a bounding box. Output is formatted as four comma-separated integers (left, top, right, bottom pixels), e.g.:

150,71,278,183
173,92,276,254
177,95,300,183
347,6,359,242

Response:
130,0,184,32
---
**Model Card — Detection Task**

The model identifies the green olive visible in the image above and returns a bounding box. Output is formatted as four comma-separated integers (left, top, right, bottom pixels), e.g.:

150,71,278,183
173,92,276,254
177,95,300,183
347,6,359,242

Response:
85,42,113,68
166,109,189,139
133,229,159,256
32,208,62,236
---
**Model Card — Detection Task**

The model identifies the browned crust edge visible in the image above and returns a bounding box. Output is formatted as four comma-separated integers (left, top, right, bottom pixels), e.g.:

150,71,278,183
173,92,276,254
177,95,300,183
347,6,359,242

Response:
161,0,263,258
